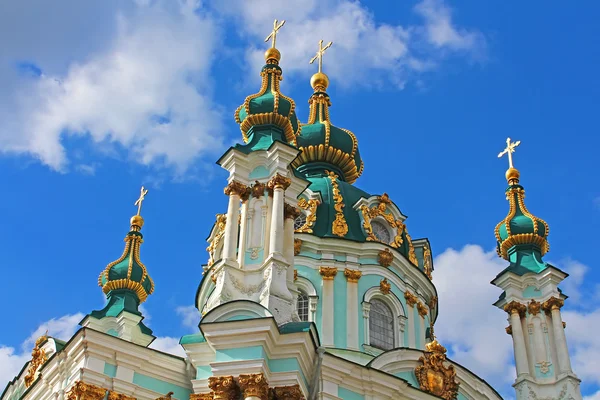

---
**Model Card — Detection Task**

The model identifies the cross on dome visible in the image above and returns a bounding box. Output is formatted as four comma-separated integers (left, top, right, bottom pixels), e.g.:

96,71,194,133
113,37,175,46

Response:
310,39,333,73
134,186,149,216
264,19,286,49
497,137,521,169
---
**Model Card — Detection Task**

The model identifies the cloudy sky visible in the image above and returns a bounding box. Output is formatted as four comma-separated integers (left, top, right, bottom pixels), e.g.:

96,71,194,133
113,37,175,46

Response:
0,1,599,399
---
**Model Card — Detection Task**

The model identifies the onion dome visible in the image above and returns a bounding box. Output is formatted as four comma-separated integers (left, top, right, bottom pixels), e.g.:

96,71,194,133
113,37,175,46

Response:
495,139,550,272
292,42,363,184
98,189,154,304
234,44,299,146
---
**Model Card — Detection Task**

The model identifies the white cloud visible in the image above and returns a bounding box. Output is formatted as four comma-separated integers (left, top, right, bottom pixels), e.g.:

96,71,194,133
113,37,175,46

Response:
585,390,600,400
562,308,600,386
149,336,186,357
176,305,201,331
214,0,485,89
0,0,224,174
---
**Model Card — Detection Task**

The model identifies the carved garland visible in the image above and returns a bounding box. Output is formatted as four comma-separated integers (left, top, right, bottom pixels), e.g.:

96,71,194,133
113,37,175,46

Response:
327,171,348,237
295,198,319,233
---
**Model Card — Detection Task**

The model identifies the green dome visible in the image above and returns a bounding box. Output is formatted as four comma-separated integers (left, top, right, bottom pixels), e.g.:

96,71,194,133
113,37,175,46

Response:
495,183,549,260
99,225,154,303
235,63,299,145
292,91,363,184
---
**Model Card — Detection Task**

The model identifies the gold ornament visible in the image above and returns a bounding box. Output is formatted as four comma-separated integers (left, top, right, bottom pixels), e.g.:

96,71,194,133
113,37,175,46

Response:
251,181,266,198
423,245,433,279
327,171,348,237
380,278,391,294
190,394,214,400
295,198,319,233
206,214,227,267
429,296,438,310
66,381,108,400
404,291,418,307
294,269,298,281
377,248,393,267
272,385,305,400
293,238,302,255
24,333,48,388
284,203,301,220
153,392,173,400
319,266,338,280
505,325,513,335
542,297,564,313
265,19,285,50
208,376,239,400
417,302,429,317
238,373,269,400
344,268,362,283
504,301,527,317
528,299,541,315
404,229,419,266
108,392,136,400
267,173,292,190
224,180,250,198
415,340,459,400
360,193,406,249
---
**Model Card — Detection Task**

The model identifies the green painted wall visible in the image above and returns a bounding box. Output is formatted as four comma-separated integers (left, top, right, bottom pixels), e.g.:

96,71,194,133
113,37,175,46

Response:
132,372,191,400
394,371,419,387
249,165,270,179
338,387,365,400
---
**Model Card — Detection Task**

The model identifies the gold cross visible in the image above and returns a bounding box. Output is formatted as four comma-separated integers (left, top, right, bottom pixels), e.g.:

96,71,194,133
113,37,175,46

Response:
264,19,286,48
134,186,149,216
498,137,521,169
310,39,333,73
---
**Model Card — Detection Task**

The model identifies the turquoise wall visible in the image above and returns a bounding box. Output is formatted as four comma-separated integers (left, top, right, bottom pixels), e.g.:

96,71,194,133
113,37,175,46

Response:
296,265,323,333
249,165,270,179
338,387,365,400
103,362,117,378
394,371,418,387
333,271,347,348
132,372,191,400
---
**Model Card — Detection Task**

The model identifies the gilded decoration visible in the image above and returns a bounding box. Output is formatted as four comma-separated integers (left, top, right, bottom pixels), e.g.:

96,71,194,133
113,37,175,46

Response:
506,325,513,335
66,381,107,400
528,299,541,316
319,266,338,280
208,376,239,400
405,230,419,266
24,333,48,388
327,171,348,237
295,198,319,233
542,297,564,313
251,181,266,198
153,392,173,400
284,203,301,220
206,214,227,268
404,291,418,307
190,394,214,400
415,339,459,400
423,245,433,279
224,180,250,199
504,301,527,317
267,173,292,190
344,268,362,283
417,302,429,317
294,269,298,281
294,238,302,255
108,393,136,400
563,321,566,329
377,248,393,267
429,296,438,310
380,278,391,294
238,373,269,400
272,385,305,400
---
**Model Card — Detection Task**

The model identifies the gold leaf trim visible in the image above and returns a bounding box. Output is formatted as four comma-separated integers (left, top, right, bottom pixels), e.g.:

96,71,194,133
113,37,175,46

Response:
295,198,319,233
327,171,348,237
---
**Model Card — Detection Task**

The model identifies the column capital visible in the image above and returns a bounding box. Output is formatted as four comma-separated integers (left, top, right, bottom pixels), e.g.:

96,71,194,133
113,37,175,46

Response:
504,301,526,317
272,384,305,400
527,299,541,316
238,373,269,400
224,181,250,199
267,173,291,190
251,180,266,198
108,393,136,400
284,203,301,219
344,268,362,282
542,296,564,313
190,394,214,400
404,291,418,307
319,266,338,280
66,382,107,400
208,376,239,400
417,301,428,317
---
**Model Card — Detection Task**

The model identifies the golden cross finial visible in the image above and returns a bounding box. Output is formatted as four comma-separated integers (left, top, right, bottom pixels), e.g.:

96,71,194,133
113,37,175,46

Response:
310,39,333,73
264,19,286,49
134,186,149,216
498,137,521,169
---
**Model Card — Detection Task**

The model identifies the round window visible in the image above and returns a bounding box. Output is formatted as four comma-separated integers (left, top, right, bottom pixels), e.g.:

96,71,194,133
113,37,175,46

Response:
372,220,391,243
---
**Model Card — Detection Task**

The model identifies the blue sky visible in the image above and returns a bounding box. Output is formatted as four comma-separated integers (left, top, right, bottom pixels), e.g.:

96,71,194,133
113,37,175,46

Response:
0,1,599,398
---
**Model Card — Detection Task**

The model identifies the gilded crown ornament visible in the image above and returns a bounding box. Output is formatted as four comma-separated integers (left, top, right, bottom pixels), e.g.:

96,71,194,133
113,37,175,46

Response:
377,248,394,267
380,278,391,294
415,330,459,400
24,332,48,388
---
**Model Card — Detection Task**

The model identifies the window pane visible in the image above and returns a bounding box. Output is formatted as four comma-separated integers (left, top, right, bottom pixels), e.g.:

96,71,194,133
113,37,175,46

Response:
294,214,307,230
369,299,394,350
372,221,391,244
297,291,309,322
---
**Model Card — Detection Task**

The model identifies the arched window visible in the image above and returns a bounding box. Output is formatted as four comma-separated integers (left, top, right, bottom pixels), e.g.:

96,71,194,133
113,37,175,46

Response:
294,213,307,231
372,220,391,244
369,299,394,350
297,291,310,322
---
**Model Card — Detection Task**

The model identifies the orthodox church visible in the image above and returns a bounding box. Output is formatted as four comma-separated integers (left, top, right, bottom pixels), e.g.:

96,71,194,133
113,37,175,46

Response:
1,21,583,400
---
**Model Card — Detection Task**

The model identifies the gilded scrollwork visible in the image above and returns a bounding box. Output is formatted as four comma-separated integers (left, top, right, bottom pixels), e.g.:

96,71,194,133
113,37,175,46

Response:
380,278,391,294
344,268,362,283
251,181,266,198
294,238,302,255
238,373,269,400
528,299,541,316
504,301,527,317
295,198,319,233
417,301,429,317
542,296,564,313
415,339,459,400
284,203,301,220
108,392,136,400
66,381,108,400
190,394,213,400
206,214,227,268
24,333,48,388
319,266,338,280
423,245,433,279
208,376,239,400
377,248,393,267
404,291,418,307
272,384,305,400
327,171,348,237
267,173,292,190
224,181,250,199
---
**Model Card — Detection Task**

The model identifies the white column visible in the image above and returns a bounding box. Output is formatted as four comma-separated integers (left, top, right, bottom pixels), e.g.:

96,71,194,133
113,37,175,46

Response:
268,175,289,257
418,309,426,350
406,304,416,348
362,302,371,346
345,269,361,350
506,302,530,377
237,200,249,267
545,298,572,373
320,267,337,346
263,195,272,256
223,181,244,262
283,210,296,283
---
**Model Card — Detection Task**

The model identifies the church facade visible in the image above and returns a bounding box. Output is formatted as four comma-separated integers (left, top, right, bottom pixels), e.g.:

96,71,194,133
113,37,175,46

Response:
2,22,583,400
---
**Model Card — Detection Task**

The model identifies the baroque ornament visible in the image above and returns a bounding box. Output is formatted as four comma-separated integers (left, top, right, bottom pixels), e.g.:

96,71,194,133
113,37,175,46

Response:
344,268,362,283
251,181,266,198
267,173,292,190
417,301,429,317
284,203,301,220
380,278,391,294
295,198,319,233
377,248,394,267
423,245,433,279
272,384,305,400
208,376,239,400
66,381,108,400
415,340,459,400
542,296,564,313
224,180,250,199
528,299,541,315
190,394,214,400
108,393,136,400
238,373,269,400
206,214,227,267
504,301,527,317
506,325,513,335
327,171,348,237
319,266,338,280
24,333,48,388
404,291,418,307
153,392,173,400
293,238,302,255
